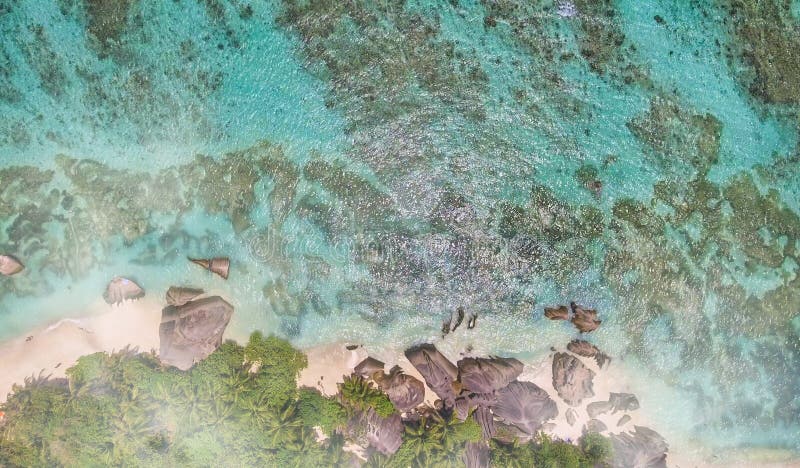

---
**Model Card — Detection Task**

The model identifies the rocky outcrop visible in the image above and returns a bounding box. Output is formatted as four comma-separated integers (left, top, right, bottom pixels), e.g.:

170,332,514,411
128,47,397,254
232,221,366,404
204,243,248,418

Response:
567,339,611,368
570,303,601,333
0,254,24,276
189,257,230,279
492,381,558,435
462,441,490,468
159,296,234,370
544,305,570,320
474,405,496,440
552,352,595,406
165,286,204,307
103,277,145,305
405,344,459,407
380,368,425,412
457,357,524,393
610,426,668,468
609,393,640,413
363,408,403,455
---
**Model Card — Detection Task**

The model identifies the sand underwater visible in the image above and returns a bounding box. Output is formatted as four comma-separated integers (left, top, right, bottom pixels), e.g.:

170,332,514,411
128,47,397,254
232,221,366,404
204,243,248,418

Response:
1,0,799,465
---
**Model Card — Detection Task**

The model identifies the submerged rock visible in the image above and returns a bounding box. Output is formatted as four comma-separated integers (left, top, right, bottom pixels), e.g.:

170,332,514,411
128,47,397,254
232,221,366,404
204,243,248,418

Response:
610,426,668,468
457,356,524,393
492,381,558,435
189,257,230,279
165,286,204,307
609,392,640,413
463,440,490,468
379,367,425,412
103,277,145,305
405,344,459,407
587,400,614,418
552,352,595,406
567,339,611,368
0,254,24,276
159,296,234,370
570,302,601,333
544,305,570,320
354,357,385,378
363,408,403,455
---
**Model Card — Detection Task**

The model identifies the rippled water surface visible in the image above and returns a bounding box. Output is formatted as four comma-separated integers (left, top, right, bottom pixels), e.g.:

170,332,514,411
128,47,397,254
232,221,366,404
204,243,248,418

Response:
1,0,799,460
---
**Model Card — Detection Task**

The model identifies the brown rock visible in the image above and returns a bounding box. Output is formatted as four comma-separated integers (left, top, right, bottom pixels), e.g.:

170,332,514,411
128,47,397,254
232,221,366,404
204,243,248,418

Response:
159,296,234,370
354,357,385,378
609,392,640,413
463,441,490,468
457,356,524,393
103,277,145,305
610,426,668,468
189,257,230,279
363,408,403,455
552,352,595,406
544,305,570,320
566,408,578,426
380,367,425,412
405,344,459,407
0,254,24,276
617,414,632,427
570,302,601,333
567,339,611,368
165,286,204,307
585,418,608,433
493,380,558,435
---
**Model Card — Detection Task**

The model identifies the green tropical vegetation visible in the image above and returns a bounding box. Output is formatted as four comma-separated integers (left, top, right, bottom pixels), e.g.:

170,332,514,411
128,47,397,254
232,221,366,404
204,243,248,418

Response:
0,332,612,467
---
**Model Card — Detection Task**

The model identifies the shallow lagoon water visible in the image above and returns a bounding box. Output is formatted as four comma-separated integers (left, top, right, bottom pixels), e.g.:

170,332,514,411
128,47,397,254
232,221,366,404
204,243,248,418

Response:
1,0,800,462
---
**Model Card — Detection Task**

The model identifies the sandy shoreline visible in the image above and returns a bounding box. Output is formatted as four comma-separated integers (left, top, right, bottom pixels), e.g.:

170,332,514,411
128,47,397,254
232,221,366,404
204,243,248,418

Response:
2,302,797,467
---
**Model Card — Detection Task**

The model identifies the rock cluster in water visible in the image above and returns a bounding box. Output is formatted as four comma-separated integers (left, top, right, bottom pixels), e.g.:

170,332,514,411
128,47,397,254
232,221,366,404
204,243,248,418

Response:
544,302,602,333
0,254,24,276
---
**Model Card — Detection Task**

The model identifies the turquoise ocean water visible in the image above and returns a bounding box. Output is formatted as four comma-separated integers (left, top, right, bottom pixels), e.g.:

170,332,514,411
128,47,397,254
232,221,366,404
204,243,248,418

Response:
1,0,799,461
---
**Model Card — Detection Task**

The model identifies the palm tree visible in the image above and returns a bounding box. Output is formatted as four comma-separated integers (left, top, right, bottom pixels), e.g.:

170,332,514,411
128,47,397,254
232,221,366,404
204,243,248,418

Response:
262,402,303,447
403,417,445,465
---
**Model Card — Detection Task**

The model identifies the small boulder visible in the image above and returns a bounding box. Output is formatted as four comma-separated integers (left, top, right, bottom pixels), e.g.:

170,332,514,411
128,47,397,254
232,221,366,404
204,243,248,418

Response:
0,255,24,276
103,277,145,305
566,408,578,426
544,305,570,320
609,392,640,413
587,400,614,418
617,414,632,427
354,357,385,378
585,419,608,433
567,339,611,368
570,302,601,333
552,352,595,406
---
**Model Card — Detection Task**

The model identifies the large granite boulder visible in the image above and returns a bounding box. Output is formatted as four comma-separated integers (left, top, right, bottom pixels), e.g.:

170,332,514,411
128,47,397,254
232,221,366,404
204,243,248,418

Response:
0,254,24,276
457,356,524,393
405,344,459,407
567,339,611,368
462,441,490,468
610,426,668,468
159,296,234,370
552,352,595,406
492,381,558,435
103,277,145,305
380,368,425,412
363,408,403,455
